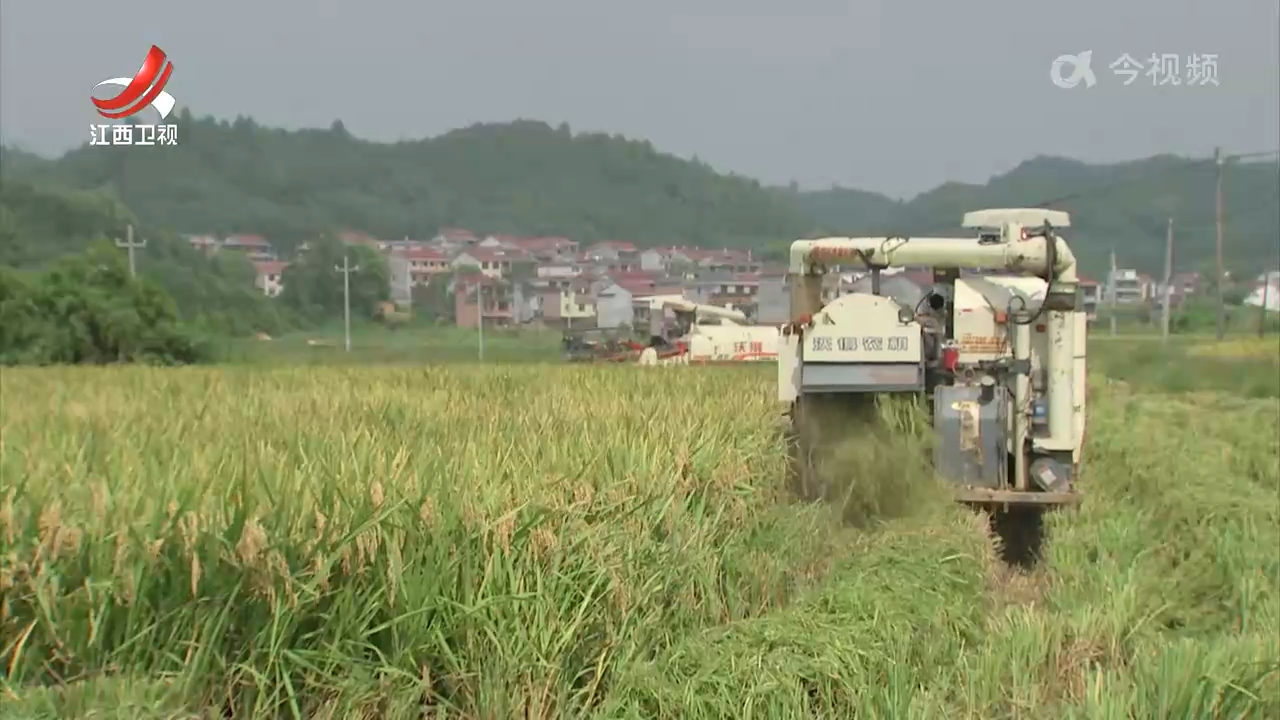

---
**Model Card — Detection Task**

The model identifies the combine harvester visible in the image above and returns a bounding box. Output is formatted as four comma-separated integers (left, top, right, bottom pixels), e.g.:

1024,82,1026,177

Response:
778,208,1087,559
638,298,780,366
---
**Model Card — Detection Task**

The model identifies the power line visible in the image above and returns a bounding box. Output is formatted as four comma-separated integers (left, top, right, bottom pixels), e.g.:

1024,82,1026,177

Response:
1229,149,1280,161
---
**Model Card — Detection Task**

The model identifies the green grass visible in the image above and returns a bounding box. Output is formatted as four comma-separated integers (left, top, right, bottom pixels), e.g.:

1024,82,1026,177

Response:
1089,334,1279,398
2,363,1276,718
218,321,563,365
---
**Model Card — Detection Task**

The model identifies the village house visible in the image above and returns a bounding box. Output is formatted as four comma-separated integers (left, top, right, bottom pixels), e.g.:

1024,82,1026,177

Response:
399,247,452,286
1152,271,1202,308
1104,269,1153,304
223,234,276,261
1078,277,1100,320
695,249,760,275
434,228,479,246
536,262,581,280
196,223,1148,339
451,248,533,278
539,279,597,329
453,274,520,328
585,271,679,329
184,234,220,255
683,271,762,312
755,269,789,324
252,260,288,297
386,253,412,309
638,248,667,272
1244,271,1280,313
481,235,579,260
581,241,640,270
593,283,635,329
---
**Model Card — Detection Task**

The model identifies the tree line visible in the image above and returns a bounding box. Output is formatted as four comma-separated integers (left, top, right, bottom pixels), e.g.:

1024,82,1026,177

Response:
0,179,395,364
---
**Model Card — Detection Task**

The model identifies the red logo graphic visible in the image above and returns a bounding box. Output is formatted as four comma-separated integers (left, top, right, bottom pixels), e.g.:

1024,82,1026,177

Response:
92,45,175,120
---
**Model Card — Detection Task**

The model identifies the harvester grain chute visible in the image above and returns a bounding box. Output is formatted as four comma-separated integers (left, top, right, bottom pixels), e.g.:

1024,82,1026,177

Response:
637,298,780,365
779,208,1087,561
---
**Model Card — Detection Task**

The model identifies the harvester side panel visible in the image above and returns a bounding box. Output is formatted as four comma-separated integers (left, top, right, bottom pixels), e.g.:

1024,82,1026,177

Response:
934,384,1009,489
1073,310,1087,465
793,292,924,394
803,294,921,365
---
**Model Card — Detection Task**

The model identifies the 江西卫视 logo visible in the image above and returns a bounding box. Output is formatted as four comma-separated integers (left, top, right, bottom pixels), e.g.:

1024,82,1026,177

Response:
92,45,175,119
89,45,178,147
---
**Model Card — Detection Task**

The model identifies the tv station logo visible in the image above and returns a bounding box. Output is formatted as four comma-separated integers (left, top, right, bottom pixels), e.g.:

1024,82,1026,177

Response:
89,45,179,146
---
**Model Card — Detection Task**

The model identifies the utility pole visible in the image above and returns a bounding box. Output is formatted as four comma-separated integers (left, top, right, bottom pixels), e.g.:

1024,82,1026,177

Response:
334,255,359,353
477,282,485,362
1260,266,1274,338
1108,247,1118,336
1214,146,1226,340
1161,217,1174,343
114,224,146,278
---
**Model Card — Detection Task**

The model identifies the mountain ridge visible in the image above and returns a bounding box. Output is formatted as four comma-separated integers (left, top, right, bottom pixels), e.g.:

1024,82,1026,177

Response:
3,114,1276,276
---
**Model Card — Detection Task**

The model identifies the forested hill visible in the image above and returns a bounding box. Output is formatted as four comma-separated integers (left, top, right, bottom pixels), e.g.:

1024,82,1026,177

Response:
789,155,1280,277
3,112,1276,276
2,112,811,254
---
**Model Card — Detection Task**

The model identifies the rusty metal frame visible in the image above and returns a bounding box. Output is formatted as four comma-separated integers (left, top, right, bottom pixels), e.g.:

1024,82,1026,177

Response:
955,486,1082,507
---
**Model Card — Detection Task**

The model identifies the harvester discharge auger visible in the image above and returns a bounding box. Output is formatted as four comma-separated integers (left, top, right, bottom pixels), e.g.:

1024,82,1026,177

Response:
778,208,1088,563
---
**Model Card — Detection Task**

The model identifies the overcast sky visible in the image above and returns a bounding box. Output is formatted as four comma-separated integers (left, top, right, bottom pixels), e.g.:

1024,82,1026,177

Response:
2,0,1277,198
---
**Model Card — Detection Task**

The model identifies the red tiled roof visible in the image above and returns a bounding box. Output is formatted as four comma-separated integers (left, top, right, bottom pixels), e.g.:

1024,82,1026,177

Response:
253,260,289,275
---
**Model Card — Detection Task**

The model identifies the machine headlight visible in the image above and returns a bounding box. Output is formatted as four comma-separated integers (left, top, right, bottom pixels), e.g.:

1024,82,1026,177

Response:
897,307,915,324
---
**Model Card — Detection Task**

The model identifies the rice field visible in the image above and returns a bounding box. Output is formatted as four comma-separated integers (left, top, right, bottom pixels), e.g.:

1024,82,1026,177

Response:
1,363,1277,718
1091,335,1280,399
1185,337,1280,361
